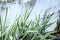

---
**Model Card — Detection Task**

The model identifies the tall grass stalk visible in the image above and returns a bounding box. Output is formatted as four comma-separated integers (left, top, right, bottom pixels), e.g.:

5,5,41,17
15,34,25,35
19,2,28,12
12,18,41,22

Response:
0,7,56,40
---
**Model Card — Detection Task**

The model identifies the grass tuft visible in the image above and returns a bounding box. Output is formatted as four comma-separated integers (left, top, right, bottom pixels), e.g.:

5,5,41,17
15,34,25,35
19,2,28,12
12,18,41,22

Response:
0,7,56,40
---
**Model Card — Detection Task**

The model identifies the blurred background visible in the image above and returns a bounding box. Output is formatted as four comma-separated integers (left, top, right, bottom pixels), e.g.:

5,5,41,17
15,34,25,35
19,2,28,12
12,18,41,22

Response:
0,0,60,32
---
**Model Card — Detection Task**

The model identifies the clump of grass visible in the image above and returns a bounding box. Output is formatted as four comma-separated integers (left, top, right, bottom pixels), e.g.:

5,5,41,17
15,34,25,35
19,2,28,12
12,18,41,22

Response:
0,7,56,40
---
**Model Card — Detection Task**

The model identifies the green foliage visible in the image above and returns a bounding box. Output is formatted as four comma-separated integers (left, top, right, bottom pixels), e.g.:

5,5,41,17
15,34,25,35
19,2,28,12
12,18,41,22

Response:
0,7,56,40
